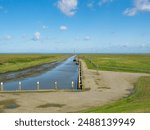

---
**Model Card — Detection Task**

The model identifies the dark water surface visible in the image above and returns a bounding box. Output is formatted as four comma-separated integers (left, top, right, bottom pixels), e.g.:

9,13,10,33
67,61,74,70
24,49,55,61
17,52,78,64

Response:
2,56,78,91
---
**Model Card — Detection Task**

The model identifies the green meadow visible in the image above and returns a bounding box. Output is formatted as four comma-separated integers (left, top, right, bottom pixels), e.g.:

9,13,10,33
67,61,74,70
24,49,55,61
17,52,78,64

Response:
0,54,69,73
80,54,150,73
80,54,150,112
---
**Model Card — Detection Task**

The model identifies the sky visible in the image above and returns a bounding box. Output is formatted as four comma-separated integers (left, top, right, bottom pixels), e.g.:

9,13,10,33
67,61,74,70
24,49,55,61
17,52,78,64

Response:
0,0,150,53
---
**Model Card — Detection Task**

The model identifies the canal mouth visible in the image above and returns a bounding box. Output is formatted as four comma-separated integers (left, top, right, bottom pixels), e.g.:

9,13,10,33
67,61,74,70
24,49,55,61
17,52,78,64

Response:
0,56,79,92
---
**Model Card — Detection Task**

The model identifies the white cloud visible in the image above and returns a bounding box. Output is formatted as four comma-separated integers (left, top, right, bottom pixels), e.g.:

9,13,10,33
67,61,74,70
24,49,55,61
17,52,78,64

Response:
123,8,137,16
84,36,91,41
124,0,150,16
33,32,41,41
4,35,12,40
60,25,68,31
87,1,95,9
99,0,113,5
57,0,78,16
42,25,48,29
0,35,13,41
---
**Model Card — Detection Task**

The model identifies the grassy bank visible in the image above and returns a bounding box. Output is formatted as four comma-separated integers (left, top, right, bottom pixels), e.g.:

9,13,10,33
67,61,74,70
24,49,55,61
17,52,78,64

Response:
80,54,150,73
83,76,150,113
0,54,70,73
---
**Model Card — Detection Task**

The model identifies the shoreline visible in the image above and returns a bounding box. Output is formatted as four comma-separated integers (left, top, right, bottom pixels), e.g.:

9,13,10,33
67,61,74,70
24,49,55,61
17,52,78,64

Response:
0,55,71,82
0,61,62,83
0,60,149,112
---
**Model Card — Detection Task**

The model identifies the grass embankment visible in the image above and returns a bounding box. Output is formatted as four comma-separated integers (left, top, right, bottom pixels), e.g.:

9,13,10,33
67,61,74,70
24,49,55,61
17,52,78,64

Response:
83,76,150,113
0,54,70,73
80,54,150,73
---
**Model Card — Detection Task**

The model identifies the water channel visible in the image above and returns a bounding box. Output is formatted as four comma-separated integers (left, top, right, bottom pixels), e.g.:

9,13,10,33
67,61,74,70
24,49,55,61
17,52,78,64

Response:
1,56,78,91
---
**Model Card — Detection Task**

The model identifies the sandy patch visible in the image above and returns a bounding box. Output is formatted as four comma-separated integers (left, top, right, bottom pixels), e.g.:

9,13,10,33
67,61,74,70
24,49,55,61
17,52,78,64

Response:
0,60,149,113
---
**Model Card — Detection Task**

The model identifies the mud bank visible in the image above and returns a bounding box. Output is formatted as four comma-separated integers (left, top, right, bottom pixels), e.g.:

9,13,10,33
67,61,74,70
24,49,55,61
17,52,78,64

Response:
0,61,61,82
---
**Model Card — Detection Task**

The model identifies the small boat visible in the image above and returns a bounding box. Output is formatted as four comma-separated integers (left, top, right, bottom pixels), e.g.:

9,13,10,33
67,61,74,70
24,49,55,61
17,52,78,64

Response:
76,61,79,65
73,59,76,62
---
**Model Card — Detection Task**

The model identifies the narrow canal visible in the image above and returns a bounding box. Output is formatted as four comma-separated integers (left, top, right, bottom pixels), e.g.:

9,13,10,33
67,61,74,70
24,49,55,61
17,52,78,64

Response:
2,56,78,91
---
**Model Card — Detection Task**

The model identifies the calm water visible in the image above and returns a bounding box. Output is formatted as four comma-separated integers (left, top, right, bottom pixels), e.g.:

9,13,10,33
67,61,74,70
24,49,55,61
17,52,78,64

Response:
2,56,78,91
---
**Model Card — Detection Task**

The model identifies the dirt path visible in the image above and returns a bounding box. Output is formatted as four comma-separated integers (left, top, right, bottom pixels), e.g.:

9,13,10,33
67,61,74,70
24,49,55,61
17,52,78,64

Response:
0,60,149,113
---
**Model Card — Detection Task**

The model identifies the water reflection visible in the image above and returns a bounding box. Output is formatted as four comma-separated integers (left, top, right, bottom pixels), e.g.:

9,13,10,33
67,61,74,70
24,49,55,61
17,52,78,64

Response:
2,56,78,91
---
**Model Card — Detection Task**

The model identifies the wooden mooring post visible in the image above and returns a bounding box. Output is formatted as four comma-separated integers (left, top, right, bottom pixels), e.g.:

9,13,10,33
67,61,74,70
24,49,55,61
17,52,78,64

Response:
72,81,74,89
54,81,58,89
18,81,22,91
0,82,4,91
37,81,40,90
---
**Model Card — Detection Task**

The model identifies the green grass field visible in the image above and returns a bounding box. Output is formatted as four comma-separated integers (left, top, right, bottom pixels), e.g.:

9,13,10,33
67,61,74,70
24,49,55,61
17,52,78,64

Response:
0,54,70,73
80,54,150,112
83,76,150,113
80,54,150,73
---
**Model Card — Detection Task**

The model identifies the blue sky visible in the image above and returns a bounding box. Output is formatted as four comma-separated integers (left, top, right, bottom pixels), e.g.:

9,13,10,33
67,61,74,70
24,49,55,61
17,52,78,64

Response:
0,0,150,53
